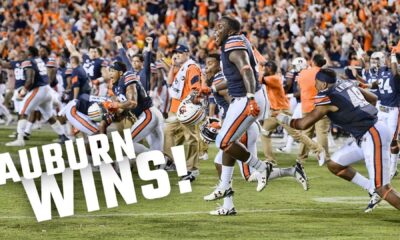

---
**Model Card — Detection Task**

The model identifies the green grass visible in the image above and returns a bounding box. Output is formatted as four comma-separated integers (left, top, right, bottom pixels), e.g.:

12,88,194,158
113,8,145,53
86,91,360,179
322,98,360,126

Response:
0,127,399,239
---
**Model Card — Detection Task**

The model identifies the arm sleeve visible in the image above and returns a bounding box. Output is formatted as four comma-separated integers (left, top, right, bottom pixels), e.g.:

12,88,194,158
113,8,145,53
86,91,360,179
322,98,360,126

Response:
224,38,247,52
118,48,134,72
141,51,152,92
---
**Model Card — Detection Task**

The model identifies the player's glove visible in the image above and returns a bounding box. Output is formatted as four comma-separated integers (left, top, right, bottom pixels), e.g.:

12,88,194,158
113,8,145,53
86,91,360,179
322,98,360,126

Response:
102,101,119,113
245,95,260,117
276,113,292,126
17,87,27,100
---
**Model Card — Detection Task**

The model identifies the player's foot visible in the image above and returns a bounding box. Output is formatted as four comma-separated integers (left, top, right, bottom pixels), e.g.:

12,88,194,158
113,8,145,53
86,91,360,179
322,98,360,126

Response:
365,192,382,213
180,170,199,182
204,187,234,201
199,152,208,161
59,134,69,144
276,147,288,153
209,205,237,216
317,149,326,166
294,160,309,191
5,139,25,147
247,171,258,182
256,162,273,192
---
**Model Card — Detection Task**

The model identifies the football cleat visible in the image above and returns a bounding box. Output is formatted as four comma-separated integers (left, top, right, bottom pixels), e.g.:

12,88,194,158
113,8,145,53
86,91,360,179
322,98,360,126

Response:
256,162,273,192
209,206,237,216
180,170,199,182
365,192,382,213
5,139,25,147
317,149,326,166
294,160,309,191
204,187,234,201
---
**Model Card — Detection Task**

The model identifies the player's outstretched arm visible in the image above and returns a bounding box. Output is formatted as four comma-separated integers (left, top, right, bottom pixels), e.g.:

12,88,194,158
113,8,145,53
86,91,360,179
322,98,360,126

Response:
359,87,378,106
277,105,334,130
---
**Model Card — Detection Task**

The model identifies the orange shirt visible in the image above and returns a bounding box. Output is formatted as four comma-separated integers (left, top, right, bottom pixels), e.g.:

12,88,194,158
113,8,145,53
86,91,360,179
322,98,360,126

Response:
297,67,320,113
262,74,289,110
170,65,201,113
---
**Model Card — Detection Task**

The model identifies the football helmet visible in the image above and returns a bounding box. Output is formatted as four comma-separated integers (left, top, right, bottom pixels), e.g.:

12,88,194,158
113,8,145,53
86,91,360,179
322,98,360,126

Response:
88,102,106,122
177,95,206,125
292,57,308,72
370,51,386,70
200,117,222,144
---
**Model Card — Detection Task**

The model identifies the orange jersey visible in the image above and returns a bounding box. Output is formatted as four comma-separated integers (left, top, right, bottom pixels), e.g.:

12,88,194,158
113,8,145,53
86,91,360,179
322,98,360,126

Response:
170,65,201,113
297,67,320,113
262,75,289,110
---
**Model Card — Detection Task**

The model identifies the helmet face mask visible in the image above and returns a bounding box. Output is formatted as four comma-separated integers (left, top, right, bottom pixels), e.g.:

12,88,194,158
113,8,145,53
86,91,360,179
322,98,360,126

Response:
200,117,222,144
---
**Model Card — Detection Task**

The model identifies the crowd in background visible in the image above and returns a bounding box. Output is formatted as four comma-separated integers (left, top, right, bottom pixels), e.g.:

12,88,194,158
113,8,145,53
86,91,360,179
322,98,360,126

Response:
0,0,399,75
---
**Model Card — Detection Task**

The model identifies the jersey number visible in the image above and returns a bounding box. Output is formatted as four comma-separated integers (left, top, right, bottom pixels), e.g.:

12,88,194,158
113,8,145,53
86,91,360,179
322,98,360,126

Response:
14,68,24,80
377,78,392,94
84,64,94,77
347,87,368,108
36,61,47,76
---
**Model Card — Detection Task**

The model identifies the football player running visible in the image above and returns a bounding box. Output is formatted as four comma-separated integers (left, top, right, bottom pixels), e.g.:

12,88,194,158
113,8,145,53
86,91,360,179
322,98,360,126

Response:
276,68,400,213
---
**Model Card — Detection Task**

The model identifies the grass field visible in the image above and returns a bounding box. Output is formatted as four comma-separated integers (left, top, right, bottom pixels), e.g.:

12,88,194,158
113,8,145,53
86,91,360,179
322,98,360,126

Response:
0,126,399,240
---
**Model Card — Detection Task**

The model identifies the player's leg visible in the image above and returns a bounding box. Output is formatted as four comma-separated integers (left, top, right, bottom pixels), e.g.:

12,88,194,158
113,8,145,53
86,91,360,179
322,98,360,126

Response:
6,87,41,146
326,140,370,192
64,101,99,135
387,108,399,178
145,107,164,152
364,123,400,211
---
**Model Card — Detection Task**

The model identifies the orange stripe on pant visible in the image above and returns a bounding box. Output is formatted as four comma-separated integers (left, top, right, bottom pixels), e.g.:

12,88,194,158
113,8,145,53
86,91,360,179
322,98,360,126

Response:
131,109,152,139
369,127,383,188
71,106,98,133
240,132,250,180
221,102,248,149
20,88,39,116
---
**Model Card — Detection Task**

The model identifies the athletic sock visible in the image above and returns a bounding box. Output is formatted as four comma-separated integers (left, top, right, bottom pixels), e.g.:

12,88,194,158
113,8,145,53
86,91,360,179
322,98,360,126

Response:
268,167,295,180
351,172,372,193
17,119,27,140
219,166,234,190
223,195,234,209
285,136,294,152
133,143,149,154
24,121,33,135
390,154,398,176
245,154,266,171
51,121,65,135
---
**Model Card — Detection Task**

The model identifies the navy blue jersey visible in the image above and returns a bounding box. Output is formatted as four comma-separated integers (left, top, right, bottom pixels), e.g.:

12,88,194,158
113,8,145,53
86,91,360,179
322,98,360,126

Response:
373,67,400,107
315,81,378,140
211,71,229,119
220,34,261,97
76,94,109,115
10,60,25,89
362,68,379,95
21,57,49,89
112,71,153,117
58,65,73,89
82,54,105,81
71,66,91,99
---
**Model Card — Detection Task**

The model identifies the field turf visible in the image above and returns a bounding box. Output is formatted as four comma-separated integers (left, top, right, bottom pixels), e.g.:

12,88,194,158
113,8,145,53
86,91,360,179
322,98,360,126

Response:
0,126,399,240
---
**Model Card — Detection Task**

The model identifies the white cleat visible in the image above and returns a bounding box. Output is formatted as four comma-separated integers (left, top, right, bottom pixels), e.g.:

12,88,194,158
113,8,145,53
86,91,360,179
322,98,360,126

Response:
204,187,234,201
209,205,237,216
365,192,382,213
256,162,273,192
5,139,25,147
317,149,326,166
294,161,309,191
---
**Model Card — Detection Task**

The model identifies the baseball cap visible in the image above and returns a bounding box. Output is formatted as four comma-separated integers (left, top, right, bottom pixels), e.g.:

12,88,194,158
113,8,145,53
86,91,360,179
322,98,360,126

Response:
174,44,189,53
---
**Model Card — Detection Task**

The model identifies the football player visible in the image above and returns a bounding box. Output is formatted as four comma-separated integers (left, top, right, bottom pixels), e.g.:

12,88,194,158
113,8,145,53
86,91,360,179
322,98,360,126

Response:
276,68,400,212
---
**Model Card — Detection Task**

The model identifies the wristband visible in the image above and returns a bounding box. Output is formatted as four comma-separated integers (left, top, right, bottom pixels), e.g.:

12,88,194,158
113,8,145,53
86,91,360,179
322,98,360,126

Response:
246,93,255,99
391,54,398,64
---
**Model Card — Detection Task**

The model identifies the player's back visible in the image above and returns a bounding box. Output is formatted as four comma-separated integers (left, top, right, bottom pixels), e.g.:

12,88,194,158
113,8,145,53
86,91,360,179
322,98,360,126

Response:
21,57,49,89
220,34,260,97
317,81,377,139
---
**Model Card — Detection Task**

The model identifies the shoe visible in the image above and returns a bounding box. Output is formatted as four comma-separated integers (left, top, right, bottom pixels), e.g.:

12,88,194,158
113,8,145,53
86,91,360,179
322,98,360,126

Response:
204,187,234,201
317,149,326,166
59,134,69,144
256,162,273,192
180,172,196,182
276,147,288,153
164,162,176,172
199,152,208,161
294,160,309,191
365,192,382,213
5,139,25,147
209,205,237,216
247,171,258,182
